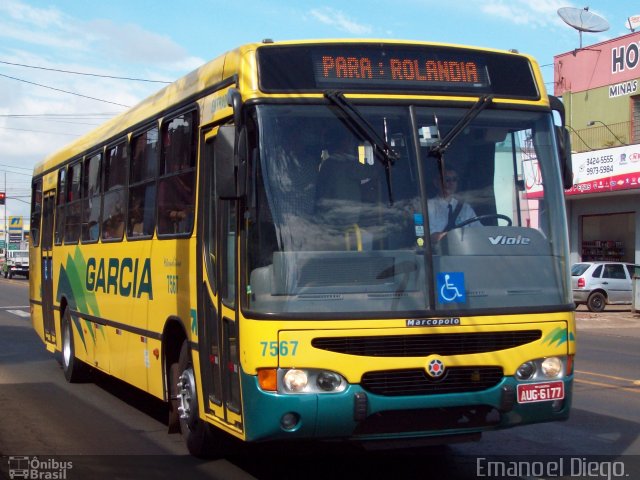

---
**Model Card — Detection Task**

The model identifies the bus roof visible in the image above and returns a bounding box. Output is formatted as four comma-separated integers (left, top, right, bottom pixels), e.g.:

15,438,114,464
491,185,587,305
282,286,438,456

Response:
33,39,544,176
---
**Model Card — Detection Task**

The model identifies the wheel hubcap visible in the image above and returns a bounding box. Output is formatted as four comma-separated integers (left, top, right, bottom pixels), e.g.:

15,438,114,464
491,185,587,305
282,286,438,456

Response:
177,368,197,423
63,323,71,367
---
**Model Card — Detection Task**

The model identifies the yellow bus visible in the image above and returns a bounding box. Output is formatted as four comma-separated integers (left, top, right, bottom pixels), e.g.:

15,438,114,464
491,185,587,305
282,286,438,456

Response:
30,39,576,456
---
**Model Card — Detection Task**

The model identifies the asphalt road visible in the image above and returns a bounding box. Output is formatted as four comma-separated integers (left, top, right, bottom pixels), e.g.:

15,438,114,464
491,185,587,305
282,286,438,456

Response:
1,277,639,479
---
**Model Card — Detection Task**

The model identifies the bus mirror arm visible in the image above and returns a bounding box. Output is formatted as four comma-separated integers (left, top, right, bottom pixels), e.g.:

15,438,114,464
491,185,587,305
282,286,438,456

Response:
227,88,243,129
558,127,573,190
236,127,248,197
549,95,573,190
215,125,239,198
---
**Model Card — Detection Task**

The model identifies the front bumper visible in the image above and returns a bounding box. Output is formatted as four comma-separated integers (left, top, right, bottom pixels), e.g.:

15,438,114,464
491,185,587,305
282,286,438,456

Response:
572,289,591,303
9,266,29,274
240,373,573,442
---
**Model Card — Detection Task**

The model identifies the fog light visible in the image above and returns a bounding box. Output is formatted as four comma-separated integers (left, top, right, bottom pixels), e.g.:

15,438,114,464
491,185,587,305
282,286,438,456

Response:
317,372,342,391
541,357,562,378
283,369,308,392
516,361,536,380
280,412,300,431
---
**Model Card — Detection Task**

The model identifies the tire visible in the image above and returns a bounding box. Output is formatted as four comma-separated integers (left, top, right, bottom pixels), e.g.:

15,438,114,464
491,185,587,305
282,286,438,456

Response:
170,340,231,457
587,291,606,313
61,308,90,383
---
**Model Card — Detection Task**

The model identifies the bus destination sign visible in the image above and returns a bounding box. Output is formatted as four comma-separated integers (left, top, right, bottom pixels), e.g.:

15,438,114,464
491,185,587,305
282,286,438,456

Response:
257,44,539,99
314,52,489,89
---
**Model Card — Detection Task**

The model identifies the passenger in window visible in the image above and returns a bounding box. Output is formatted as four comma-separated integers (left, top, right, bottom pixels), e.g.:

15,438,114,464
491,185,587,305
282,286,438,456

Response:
158,171,194,234
428,167,479,243
103,213,124,239
102,197,125,240
128,196,145,237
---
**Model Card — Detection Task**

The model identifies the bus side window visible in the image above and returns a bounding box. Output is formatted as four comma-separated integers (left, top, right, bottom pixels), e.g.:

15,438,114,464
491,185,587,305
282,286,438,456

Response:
54,168,66,245
30,178,43,247
128,127,158,238
157,112,197,236
81,151,102,242
102,140,128,241
63,161,82,244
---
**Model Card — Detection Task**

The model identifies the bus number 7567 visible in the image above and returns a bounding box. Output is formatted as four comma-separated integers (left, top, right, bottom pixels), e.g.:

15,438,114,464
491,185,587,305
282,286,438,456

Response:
260,340,298,357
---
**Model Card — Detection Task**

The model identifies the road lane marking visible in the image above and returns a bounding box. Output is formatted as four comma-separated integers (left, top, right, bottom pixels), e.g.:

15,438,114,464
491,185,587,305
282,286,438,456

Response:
576,369,639,384
7,310,30,318
575,378,640,395
0,306,30,309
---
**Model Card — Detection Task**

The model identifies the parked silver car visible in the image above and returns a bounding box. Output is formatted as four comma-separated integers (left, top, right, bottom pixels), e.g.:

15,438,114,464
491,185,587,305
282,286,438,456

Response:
571,262,640,312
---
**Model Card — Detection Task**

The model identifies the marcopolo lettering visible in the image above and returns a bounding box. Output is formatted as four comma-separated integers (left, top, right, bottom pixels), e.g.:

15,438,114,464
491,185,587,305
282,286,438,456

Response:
86,257,153,299
407,318,461,327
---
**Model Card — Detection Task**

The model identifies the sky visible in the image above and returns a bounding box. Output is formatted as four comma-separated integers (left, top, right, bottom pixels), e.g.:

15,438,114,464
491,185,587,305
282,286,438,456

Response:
0,0,635,223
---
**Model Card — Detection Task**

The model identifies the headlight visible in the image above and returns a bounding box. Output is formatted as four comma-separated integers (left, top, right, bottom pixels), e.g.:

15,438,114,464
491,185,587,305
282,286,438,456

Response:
515,356,567,382
317,372,343,391
515,361,536,380
283,369,308,392
541,357,563,378
279,368,347,394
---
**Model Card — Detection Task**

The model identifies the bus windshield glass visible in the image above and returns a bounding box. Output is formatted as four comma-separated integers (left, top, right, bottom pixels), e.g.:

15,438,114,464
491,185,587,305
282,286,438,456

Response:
246,104,570,317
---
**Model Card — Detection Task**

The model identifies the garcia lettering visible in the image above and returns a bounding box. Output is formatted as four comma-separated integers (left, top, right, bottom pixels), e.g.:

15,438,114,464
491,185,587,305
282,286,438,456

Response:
86,257,153,299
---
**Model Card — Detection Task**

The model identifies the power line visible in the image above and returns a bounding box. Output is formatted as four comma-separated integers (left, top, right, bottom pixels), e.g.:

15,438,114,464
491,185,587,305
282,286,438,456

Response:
0,169,35,177
0,164,32,171
0,126,81,137
9,118,101,127
0,59,172,84
0,113,117,118
0,72,130,108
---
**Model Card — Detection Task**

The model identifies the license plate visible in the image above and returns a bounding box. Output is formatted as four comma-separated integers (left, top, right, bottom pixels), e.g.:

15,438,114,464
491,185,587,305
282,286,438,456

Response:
517,381,565,403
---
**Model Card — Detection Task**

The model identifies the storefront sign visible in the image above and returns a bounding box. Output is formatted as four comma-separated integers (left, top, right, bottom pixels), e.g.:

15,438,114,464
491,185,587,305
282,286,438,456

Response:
565,144,640,196
554,30,640,95
609,79,638,97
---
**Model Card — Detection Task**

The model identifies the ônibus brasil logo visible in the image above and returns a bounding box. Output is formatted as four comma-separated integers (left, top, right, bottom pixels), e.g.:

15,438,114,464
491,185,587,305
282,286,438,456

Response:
7,456,73,479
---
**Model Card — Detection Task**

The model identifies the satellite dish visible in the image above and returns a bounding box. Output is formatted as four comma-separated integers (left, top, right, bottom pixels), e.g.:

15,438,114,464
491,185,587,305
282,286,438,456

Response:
558,7,610,48
626,15,640,32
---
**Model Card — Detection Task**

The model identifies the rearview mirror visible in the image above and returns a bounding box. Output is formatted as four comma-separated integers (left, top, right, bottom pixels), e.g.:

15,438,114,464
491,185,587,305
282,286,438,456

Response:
214,125,238,199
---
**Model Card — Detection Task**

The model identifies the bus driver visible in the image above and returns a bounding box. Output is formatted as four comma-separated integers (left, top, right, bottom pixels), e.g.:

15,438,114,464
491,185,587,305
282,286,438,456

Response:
428,167,479,243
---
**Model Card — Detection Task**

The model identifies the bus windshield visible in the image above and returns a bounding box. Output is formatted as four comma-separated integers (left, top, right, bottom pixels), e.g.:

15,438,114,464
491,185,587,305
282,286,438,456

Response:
246,104,570,317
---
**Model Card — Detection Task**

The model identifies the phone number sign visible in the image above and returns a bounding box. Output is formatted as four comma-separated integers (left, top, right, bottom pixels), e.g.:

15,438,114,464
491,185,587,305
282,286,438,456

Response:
565,145,640,196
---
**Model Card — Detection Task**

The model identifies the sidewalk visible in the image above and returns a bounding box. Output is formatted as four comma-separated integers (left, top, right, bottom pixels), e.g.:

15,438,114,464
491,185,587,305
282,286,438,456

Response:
575,304,640,337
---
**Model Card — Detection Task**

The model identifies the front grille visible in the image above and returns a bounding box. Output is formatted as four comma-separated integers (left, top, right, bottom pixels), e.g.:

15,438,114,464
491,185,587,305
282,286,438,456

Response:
361,366,503,396
312,330,541,357
354,405,500,435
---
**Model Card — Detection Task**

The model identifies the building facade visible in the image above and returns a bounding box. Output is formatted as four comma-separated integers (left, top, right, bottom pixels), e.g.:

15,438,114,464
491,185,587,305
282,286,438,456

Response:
555,30,640,265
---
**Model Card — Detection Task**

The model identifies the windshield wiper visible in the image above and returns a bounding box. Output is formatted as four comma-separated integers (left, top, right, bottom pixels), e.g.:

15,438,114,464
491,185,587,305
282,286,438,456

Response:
429,94,494,160
324,90,399,204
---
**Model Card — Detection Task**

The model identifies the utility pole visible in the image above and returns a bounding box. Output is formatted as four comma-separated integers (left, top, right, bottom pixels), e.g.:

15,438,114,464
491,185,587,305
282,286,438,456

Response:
3,171,6,253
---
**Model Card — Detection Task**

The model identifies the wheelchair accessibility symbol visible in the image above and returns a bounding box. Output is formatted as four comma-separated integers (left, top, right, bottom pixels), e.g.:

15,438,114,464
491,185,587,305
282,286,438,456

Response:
437,272,466,304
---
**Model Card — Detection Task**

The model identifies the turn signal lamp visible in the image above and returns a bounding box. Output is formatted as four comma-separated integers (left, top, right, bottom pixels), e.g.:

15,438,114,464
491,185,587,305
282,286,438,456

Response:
258,368,277,391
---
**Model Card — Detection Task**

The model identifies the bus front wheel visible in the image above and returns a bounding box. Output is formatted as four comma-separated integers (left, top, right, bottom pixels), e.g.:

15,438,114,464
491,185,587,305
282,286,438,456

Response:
61,308,90,383
172,340,217,457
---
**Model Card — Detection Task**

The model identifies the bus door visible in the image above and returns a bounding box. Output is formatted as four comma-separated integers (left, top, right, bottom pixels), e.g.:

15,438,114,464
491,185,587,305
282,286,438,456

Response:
40,190,56,345
198,127,243,432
